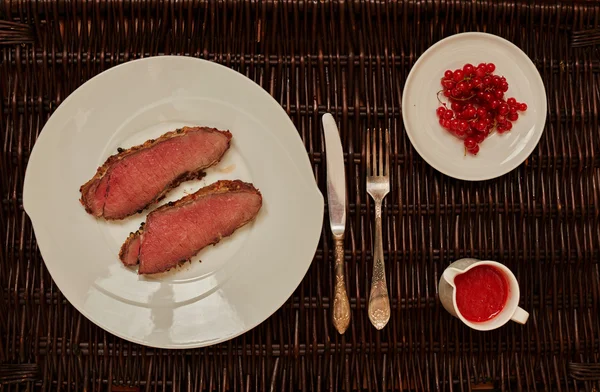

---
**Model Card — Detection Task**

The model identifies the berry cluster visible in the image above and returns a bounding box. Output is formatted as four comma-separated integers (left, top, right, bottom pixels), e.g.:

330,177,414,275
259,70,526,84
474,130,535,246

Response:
436,62,528,155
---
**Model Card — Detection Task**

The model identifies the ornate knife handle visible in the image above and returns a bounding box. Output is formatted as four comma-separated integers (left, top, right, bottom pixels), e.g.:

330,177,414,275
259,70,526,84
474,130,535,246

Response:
332,235,350,334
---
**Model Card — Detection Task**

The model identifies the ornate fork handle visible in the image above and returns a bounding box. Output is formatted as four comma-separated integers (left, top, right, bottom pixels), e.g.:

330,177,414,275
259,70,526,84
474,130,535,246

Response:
368,200,390,329
332,235,351,334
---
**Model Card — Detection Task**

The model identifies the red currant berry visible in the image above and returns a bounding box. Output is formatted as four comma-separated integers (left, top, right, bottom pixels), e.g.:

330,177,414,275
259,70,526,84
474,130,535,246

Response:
468,145,480,155
453,70,464,82
436,107,446,117
496,114,506,123
458,120,469,131
443,90,452,97
490,100,500,109
507,97,517,106
455,128,466,137
475,132,486,143
486,63,496,73
477,108,487,118
498,104,509,115
442,79,455,89
456,81,468,92
518,103,528,111
464,137,477,149
494,90,504,99
463,63,475,75
450,119,458,130
497,125,505,134
464,107,477,119
509,106,518,114
451,88,461,97
501,82,509,92
508,112,518,121
443,109,454,120
484,92,494,102
444,70,453,79
475,67,486,78
505,121,513,130
451,101,464,112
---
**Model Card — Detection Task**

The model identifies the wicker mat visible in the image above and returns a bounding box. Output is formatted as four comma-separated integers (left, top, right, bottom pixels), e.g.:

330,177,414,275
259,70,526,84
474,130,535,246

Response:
1,1,599,390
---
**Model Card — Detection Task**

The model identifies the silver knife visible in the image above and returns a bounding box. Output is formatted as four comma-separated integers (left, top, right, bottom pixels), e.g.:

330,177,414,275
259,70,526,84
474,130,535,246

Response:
322,113,350,334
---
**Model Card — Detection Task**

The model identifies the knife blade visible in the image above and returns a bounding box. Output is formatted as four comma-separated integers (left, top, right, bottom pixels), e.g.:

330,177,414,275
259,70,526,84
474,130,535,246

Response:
322,113,346,237
322,113,350,334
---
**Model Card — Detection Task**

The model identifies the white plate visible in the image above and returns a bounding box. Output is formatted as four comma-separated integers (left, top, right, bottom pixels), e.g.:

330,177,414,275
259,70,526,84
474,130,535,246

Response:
23,56,324,349
402,32,547,181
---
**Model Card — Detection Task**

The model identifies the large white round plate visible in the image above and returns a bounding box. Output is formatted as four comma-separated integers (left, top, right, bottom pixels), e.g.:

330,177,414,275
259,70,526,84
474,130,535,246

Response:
23,56,324,348
402,32,547,181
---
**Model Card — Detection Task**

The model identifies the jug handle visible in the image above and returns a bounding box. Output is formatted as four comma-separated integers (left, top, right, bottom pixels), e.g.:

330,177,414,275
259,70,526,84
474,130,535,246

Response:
511,307,529,324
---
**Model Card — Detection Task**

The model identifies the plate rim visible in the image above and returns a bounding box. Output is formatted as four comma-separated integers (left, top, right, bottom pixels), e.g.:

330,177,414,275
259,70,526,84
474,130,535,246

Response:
401,32,547,181
23,56,324,349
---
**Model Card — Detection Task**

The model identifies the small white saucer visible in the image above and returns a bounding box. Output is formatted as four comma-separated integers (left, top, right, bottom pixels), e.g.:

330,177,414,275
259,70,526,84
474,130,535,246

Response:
402,32,547,181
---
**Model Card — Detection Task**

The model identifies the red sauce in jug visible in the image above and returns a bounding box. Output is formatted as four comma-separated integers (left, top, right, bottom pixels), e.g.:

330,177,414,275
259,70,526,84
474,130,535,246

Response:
455,265,509,322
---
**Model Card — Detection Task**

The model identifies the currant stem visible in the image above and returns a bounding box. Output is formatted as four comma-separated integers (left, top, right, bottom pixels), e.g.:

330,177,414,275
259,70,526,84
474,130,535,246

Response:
436,90,446,105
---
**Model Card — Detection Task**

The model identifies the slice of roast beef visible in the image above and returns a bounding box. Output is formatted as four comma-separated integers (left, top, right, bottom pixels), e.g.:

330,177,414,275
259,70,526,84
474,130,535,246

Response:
80,126,232,220
118,180,262,274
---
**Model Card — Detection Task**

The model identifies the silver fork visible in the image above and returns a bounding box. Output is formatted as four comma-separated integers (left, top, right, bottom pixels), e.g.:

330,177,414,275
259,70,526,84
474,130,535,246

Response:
366,128,391,330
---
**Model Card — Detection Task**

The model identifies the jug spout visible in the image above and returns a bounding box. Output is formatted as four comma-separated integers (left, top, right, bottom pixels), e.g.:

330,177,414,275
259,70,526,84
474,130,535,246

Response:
442,267,463,287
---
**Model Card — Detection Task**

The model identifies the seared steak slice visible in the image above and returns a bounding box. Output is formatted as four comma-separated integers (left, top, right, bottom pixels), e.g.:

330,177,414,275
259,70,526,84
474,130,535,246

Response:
119,180,262,274
80,126,232,220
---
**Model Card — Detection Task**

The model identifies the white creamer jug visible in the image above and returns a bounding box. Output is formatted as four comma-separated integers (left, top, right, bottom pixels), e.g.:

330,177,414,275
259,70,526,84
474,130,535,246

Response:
439,258,529,331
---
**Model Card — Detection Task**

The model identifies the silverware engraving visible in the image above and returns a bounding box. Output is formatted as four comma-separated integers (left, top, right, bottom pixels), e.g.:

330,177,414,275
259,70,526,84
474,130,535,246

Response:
366,128,391,330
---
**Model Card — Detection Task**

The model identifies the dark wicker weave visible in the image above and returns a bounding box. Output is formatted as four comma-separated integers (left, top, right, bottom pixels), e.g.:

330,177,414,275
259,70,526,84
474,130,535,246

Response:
1,1,599,390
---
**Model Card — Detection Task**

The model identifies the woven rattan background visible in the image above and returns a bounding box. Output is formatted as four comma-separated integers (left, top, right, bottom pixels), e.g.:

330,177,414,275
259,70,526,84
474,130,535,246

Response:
1,1,600,390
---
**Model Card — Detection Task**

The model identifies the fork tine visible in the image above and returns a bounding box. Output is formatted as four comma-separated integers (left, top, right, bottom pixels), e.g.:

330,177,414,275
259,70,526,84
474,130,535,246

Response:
366,128,371,176
378,128,383,176
371,127,377,176
384,128,390,176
